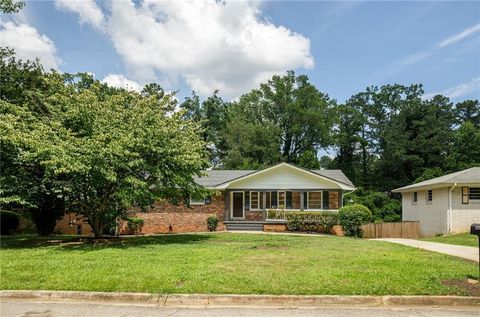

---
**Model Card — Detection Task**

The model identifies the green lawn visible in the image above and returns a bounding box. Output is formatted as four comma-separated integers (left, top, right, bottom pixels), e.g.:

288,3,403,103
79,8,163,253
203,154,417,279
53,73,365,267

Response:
422,232,478,247
0,233,477,295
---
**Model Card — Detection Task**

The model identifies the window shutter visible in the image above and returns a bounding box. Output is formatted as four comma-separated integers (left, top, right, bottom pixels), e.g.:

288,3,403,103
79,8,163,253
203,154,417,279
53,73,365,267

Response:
286,191,292,209
205,196,212,204
271,191,278,208
462,187,469,204
245,191,249,210
303,192,308,209
323,191,329,209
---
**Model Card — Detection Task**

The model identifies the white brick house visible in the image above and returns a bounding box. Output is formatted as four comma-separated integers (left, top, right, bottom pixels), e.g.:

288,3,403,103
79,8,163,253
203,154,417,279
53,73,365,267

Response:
392,167,480,237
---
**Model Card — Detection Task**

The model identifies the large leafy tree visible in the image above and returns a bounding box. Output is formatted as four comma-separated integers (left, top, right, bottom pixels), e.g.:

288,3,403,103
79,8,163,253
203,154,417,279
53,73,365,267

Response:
1,53,208,237
221,71,335,168
180,91,228,167
0,48,67,235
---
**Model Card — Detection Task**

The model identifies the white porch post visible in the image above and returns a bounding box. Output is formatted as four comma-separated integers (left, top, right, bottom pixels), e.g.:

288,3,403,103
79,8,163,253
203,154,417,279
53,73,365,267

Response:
300,191,305,211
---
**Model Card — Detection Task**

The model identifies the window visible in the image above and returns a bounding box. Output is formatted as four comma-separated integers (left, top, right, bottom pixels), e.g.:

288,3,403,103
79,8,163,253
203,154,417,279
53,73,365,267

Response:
292,192,301,209
462,187,480,204
190,198,205,205
308,192,322,209
278,191,286,209
412,192,417,204
462,187,469,204
426,189,433,203
250,191,260,210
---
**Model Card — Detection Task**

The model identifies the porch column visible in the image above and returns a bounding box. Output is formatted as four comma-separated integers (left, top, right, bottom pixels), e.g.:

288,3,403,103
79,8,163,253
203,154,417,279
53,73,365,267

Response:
262,191,267,220
300,191,305,211
225,190,230,221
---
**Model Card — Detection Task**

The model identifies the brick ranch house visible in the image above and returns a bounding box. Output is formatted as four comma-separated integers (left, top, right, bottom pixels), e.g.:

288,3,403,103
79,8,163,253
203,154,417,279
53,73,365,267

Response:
55,162,355,235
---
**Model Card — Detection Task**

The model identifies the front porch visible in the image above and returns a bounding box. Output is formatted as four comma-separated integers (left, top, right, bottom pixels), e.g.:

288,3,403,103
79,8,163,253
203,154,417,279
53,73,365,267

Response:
224,190,343,222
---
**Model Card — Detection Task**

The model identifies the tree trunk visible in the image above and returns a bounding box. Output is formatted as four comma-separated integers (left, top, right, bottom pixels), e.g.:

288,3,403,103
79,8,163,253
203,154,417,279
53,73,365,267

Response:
91,216,103,238
33,196,65,236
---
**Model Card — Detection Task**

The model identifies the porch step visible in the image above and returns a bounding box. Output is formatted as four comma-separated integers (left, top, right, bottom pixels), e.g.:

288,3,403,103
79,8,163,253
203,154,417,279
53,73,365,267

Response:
225,221,264,231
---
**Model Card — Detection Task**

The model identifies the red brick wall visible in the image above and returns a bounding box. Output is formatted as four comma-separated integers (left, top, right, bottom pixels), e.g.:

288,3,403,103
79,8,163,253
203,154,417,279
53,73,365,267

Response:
120,193,226,234
245,210,264,221
54,193,226,235
55,213,93,236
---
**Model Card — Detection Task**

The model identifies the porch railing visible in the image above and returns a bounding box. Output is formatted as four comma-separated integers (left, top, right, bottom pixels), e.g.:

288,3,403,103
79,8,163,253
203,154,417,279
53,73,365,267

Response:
265,209,338,221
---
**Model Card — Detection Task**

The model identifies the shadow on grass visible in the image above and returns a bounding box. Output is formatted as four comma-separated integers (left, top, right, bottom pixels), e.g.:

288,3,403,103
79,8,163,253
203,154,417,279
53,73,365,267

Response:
0,234,213,250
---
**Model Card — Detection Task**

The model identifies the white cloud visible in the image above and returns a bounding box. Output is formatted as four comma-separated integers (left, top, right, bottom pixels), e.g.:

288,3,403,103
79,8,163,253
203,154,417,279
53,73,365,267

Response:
101,74,142,92
423,77,480,100
54,0,104,30
59,0,313,98
438,23,480,48
0,21,61,70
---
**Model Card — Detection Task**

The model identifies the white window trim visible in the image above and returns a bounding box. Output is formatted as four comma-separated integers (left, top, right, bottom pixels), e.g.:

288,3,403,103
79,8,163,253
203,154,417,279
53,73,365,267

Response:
307,191,323,210
249,191,260,211
230,191,245,219
412,192,417,205
189,198,205,206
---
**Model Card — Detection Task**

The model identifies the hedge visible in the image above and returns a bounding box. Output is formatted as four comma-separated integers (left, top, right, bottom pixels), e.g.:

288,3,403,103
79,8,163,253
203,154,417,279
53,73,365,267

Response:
286,211,339,233
0,210,20,235
338,204,372,237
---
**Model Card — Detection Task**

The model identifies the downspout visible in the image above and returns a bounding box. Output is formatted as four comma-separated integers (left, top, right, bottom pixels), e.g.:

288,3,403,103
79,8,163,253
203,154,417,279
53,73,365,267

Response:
448,183,457,234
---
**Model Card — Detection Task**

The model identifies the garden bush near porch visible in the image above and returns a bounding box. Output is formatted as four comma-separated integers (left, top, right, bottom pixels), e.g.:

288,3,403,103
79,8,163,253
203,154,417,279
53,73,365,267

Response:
285,211,339,233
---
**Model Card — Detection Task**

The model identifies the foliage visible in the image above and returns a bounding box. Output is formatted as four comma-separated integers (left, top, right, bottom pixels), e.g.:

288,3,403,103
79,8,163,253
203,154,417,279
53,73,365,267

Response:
126,217,144,235
338,204,372,237
1,234,476,295
1,50,209,238
209,71,335,168
344,188,401,222
0,210,20,234
0,0,24,13
207,215,219,232
286,211,338,233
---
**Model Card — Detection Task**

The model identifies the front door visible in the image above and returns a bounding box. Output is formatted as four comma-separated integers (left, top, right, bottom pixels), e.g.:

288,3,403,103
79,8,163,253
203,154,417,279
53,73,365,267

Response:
232,192,244,219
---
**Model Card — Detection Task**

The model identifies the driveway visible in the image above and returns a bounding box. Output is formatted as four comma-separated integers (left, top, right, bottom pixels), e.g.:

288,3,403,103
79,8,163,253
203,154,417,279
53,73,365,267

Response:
1,300,479,317
375,239,478,262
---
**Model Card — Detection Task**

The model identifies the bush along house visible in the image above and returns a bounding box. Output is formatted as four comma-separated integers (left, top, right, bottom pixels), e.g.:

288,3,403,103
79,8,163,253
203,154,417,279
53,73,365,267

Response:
55,163,355,235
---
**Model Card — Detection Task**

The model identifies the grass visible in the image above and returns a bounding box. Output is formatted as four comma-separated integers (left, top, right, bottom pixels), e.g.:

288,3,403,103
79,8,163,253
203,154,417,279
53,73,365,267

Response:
0,233,477,295
422,232,478,247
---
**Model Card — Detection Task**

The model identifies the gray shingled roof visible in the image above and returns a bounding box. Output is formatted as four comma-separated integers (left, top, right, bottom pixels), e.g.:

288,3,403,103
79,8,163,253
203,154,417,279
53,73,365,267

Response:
194,168,354,188
393,167,480,192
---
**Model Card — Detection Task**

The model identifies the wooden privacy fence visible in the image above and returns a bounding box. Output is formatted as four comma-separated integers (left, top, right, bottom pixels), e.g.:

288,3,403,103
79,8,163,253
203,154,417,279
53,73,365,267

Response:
361,221,420,238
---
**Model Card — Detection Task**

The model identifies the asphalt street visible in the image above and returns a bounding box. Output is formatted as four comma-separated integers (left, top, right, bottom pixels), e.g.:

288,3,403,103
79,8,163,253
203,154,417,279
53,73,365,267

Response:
1,300,479,317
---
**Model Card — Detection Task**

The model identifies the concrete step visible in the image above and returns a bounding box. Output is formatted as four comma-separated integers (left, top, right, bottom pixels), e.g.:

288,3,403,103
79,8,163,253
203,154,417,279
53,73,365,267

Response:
226,222,264,231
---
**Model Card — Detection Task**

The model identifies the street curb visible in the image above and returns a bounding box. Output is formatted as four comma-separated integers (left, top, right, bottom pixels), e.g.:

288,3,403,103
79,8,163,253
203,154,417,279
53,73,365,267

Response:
1,290,479,308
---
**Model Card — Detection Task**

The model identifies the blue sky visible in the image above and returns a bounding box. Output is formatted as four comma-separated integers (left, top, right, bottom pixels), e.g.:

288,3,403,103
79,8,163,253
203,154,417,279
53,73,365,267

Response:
1,0,479,103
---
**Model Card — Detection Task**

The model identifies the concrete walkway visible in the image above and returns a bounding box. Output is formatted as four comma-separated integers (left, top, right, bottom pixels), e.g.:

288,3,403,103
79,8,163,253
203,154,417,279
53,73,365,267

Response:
375,238,479,262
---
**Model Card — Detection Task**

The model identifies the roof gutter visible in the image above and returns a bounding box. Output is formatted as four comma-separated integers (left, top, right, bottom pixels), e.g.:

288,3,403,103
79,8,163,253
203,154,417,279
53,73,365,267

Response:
448,183,457,234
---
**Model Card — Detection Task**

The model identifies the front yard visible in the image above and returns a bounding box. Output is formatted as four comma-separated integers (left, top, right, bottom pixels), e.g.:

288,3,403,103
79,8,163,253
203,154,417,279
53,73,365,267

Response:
422,232,478,247
0,233,477,295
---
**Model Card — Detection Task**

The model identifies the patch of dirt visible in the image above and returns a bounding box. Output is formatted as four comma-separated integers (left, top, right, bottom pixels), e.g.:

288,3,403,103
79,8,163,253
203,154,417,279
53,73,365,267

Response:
254,245,289,250
442,278,480,296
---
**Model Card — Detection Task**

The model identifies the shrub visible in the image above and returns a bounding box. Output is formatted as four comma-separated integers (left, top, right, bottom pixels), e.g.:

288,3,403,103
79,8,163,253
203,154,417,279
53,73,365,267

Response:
126,217,144,235
343,188,400,222
0,210,20,235
207,215,219,232
338,204,372,237
286,211,339,233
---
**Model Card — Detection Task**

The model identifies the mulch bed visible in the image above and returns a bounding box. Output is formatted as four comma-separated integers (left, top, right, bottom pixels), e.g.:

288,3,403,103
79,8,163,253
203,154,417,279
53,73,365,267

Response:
443,278,480,296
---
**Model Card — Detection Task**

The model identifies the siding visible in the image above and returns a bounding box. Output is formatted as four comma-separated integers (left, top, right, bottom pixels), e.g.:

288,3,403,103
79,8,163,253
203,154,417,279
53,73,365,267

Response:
401,188,448,237
451,187,480,233
229,164,342,190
